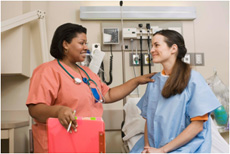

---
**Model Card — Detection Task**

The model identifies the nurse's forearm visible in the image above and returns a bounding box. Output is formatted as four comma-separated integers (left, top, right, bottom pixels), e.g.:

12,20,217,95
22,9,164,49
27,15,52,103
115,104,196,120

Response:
104,78,139,103
160,121,204,153
104,73,155,103
28,104,66,123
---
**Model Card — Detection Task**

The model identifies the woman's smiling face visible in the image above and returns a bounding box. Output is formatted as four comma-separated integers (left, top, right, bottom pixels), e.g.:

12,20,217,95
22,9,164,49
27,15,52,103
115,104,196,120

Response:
150,34,175,64
63,32,88,63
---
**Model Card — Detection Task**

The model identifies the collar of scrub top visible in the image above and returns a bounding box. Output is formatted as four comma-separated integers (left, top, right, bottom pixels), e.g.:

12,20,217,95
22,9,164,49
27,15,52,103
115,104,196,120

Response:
57,59,105,103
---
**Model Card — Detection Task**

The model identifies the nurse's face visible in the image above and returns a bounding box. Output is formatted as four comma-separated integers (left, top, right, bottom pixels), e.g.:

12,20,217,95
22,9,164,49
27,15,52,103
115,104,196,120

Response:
150,34,176,64
63,33,88,62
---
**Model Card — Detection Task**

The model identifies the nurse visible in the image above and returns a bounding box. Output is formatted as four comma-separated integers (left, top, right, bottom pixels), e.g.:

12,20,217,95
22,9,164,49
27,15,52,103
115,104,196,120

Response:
130,30,221,153
26,23,155,153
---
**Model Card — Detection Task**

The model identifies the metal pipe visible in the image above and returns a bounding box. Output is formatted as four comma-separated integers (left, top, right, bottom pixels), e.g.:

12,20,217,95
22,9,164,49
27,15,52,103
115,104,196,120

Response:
139,24,143,75
120,0,126,106
146,23,151,73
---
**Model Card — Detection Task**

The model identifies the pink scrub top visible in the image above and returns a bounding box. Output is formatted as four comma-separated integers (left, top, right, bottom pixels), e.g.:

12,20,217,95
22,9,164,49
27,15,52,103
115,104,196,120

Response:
26,59,110,153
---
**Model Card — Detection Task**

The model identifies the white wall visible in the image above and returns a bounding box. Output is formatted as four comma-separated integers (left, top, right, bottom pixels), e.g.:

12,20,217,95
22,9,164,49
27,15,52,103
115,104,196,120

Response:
1,1,229,153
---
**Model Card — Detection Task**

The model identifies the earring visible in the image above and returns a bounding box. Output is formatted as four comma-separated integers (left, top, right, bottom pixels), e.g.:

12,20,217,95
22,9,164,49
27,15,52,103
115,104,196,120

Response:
64,49,68,53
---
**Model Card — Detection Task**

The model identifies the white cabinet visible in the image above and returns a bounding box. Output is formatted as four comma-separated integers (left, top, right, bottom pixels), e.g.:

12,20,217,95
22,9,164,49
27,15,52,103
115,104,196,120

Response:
1,25,30,77
1,1,31,77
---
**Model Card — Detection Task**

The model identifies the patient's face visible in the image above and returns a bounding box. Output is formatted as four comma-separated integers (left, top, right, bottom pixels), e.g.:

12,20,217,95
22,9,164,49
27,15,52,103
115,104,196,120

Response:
150,34,176,64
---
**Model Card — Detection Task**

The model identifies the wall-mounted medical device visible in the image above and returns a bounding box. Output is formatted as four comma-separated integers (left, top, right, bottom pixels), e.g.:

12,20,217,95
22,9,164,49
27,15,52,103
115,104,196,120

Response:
100,21,183,82
89,43,105,74
101,28,115,85
123,26,164,40
123,28,137,39
103,28,119,44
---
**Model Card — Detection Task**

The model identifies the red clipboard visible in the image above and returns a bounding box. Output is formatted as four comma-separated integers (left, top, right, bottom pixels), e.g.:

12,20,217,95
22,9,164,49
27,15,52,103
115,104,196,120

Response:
47,117,105,153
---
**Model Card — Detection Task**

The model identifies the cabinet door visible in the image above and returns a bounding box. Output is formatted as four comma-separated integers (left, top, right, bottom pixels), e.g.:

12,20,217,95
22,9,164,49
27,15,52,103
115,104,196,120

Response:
1,25,30,77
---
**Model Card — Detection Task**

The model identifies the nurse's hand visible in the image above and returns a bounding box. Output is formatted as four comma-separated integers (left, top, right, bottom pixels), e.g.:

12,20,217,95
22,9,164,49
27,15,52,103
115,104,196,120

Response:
137,72,157,85
57,106,77,133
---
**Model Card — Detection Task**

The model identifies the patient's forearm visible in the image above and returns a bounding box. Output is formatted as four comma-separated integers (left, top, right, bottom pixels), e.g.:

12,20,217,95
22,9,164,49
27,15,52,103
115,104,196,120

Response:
144,121,149,147
160,121,204,153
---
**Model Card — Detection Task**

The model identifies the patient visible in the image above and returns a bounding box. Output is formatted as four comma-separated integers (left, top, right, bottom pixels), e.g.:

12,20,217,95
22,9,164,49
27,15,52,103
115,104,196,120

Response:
130,30,221,153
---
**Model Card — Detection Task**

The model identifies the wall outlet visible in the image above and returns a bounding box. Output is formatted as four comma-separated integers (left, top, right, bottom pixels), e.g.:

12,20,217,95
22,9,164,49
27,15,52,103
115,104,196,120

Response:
143,53,152,66
183,53,191,64
129,53,140,66
182,53,204,66
130,53,153,66
144,53,149,65
195,53,204,66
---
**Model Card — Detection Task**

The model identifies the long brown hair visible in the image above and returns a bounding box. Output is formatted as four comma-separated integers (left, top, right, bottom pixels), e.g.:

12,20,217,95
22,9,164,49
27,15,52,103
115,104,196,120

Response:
153,30,191,98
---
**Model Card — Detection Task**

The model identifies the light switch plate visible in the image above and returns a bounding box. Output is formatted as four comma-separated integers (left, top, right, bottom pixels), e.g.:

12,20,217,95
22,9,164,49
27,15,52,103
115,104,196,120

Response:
195,53,204,66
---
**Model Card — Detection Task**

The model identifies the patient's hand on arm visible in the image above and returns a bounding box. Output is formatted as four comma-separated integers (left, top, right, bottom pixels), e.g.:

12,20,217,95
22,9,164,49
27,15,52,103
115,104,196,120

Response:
147,120,204,153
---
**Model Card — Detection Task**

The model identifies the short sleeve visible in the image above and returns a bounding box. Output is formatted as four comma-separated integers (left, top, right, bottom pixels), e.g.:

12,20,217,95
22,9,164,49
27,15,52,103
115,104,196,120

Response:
137,87,149,119
26,65,59,106
187,71,221,118
190,114,208,122
97,76,110,96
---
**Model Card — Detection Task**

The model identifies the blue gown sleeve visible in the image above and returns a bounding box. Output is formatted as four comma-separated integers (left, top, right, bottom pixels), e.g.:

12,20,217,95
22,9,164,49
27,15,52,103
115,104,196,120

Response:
186,71,221,118
137,85,149,119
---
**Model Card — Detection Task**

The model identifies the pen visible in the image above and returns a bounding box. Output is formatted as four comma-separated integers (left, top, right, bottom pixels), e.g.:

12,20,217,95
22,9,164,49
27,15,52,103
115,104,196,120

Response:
67,110,76,132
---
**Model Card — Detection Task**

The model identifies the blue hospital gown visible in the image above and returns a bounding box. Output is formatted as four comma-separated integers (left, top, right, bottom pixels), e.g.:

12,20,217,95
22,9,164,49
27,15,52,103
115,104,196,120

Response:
130,70,221,153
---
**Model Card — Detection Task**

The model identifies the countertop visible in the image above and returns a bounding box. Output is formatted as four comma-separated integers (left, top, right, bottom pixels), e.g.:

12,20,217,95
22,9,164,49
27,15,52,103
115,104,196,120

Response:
1,120,29,129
